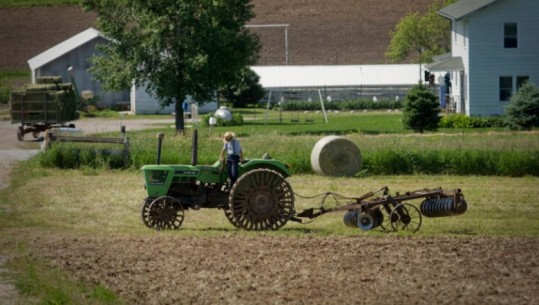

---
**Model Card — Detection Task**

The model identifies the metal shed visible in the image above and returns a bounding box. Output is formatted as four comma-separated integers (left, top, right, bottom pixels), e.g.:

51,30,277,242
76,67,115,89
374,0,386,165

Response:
27,27,130,109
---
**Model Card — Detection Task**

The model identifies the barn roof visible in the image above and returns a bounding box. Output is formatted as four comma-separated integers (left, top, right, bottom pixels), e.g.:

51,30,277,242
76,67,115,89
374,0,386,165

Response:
251,64,424,89
27,27,107,71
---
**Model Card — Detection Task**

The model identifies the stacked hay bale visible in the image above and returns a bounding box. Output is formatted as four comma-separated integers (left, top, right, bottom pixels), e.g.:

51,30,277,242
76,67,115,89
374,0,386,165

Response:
10,76,79,123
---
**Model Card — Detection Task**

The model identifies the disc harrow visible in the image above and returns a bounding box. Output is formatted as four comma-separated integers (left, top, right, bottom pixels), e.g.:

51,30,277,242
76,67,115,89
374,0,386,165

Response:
293,186,467,233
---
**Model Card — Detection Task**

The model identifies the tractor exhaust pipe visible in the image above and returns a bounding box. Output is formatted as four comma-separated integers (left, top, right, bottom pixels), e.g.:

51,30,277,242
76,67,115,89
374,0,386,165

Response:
156,133,165,164
191,129,198,165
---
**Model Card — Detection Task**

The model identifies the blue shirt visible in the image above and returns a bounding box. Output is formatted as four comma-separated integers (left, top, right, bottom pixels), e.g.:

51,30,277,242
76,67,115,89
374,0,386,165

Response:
223,139,242,156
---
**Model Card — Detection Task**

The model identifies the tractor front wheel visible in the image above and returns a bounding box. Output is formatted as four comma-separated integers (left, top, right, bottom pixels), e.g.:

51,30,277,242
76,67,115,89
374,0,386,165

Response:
228,168,295,231
141,196,184,230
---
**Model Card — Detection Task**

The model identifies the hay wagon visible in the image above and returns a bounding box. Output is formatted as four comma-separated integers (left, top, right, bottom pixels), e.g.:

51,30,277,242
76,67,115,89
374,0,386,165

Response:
10,76,79,141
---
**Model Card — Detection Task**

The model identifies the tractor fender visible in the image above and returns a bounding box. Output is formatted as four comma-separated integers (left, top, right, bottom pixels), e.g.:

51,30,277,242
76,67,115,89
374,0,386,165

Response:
239,159,291,178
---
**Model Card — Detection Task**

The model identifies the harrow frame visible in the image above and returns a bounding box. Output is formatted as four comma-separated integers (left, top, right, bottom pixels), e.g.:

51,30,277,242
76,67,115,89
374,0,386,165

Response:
293,186,467,233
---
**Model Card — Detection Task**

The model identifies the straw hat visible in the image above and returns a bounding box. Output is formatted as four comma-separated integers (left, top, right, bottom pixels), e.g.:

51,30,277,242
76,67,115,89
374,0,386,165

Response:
223,131,234,142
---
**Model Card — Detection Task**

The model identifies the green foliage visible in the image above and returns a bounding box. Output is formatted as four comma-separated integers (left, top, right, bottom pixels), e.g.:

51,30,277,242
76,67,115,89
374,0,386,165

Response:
386,0,455,63
281,99,402,111
201,113,244,127
82,0,260,131
0,70,30,104
30,112,539,176
362,149,539,176
505,81,539,130
38,144,128,169
0,78,9,104
402,83,440,132
219,68,265,108
0,0,80,7
439,114,507,128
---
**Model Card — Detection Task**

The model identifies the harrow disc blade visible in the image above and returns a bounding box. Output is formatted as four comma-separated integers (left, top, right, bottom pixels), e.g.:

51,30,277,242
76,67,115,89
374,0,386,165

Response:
228,168,295,231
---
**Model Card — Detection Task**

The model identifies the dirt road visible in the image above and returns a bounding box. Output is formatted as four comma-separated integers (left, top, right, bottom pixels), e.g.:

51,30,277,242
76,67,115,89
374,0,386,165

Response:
0,117,174,189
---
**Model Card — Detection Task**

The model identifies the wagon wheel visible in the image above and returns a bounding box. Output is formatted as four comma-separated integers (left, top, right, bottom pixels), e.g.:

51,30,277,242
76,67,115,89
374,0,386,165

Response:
389,203,422,233
229,168,295,231
17,127,24,141
86,105,97,113
143,196,184,230
379,204,394,232
222,206,241,228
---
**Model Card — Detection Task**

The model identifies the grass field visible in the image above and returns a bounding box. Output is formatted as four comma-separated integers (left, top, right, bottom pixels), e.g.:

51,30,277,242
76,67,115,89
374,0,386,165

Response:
1,112,538,304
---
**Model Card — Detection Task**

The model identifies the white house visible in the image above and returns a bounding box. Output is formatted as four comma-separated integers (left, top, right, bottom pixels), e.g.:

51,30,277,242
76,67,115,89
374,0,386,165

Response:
426,0,539,116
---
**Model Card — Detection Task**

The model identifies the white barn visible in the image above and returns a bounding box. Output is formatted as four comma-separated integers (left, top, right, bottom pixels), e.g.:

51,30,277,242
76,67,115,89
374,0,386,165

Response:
427,0,539,116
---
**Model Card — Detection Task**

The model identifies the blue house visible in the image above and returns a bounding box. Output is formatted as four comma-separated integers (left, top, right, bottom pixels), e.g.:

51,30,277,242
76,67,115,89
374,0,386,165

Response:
426,0,539,116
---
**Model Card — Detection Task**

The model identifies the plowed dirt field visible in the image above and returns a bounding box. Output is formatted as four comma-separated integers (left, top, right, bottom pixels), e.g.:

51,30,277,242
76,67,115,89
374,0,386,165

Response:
0,0,432,70
22,232,539,305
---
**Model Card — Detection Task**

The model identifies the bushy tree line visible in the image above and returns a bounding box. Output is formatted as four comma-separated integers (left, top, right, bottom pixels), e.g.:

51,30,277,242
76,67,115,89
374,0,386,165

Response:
404,82,539,131
281,99,402,111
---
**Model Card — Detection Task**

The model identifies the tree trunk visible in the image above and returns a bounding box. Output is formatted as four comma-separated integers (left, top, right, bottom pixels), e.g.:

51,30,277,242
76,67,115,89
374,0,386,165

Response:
175,100,185,135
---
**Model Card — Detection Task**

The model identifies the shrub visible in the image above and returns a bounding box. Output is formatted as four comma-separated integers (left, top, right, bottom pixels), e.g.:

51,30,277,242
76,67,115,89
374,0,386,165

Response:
439,114,507,128
202,112,244,127
0,78,9,104
505,81,539,130
281,99,402,111
402,83,440,132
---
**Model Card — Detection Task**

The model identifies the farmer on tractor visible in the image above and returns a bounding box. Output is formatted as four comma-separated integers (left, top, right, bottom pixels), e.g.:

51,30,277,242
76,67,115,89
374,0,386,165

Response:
220,131,244,189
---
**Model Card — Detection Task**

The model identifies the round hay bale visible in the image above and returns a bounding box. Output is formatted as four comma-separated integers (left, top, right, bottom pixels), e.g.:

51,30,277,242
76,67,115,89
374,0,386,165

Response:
310,136,362,176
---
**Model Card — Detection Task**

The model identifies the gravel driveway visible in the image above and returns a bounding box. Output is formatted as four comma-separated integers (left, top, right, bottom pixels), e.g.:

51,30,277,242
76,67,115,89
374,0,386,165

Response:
0,117,174,189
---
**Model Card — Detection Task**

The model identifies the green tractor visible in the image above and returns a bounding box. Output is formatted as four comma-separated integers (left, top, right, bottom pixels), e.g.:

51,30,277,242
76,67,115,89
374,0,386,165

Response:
141,132,295,231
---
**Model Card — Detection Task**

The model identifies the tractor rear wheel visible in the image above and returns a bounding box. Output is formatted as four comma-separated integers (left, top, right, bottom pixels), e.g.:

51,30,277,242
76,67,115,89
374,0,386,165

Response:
142,196,184,230
223,206,242,228
228,168,295,230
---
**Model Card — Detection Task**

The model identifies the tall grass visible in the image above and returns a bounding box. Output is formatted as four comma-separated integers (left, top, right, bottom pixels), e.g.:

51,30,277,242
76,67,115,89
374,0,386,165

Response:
36,112,539,176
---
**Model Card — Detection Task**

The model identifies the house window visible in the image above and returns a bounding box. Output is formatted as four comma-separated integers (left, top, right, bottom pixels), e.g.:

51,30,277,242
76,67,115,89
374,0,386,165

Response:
499,76,513,101
516,76,529,89
499,76,530,102
504,23,517,48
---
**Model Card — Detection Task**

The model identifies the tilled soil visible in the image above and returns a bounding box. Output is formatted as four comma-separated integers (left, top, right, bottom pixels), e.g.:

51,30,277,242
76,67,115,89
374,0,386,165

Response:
0,0,432,70
24,233,539,305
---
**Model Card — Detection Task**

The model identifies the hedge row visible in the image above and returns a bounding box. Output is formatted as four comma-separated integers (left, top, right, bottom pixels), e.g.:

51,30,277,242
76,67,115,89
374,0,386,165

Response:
281,100,402,111
38,144,539,177
361,149,539,176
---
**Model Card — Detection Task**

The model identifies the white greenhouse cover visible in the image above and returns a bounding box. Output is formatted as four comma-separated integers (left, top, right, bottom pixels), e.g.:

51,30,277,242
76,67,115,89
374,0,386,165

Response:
251,64,425,89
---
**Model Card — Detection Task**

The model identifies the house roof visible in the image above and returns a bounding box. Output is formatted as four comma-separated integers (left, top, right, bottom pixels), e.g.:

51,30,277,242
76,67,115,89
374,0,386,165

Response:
27,27,107,71
251,64,424,89
439,0,499,20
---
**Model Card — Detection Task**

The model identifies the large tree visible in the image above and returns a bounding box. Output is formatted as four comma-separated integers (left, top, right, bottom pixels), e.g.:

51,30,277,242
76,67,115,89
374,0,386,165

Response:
82,0,260,133
385,0,455,63
219,67,265,108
